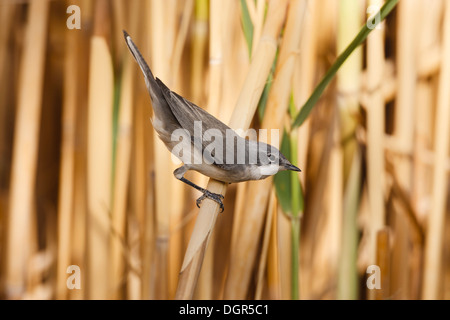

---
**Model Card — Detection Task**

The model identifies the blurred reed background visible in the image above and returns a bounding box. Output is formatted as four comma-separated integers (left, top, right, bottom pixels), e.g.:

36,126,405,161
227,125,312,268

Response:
0,0,449,300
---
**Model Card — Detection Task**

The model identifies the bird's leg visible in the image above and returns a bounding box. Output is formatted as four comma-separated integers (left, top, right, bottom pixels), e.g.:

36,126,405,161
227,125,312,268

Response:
173,166,225,212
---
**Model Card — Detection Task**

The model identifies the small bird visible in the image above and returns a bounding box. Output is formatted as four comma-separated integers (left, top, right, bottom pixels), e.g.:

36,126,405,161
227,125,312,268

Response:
124,31,300,212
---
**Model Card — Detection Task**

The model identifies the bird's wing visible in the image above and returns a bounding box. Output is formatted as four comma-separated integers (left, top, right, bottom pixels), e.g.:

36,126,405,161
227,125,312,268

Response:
155,78,231,134
156,78,240,170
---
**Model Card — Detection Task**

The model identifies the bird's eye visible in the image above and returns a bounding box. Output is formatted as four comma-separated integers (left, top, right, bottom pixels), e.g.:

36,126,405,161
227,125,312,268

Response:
268,153,276,163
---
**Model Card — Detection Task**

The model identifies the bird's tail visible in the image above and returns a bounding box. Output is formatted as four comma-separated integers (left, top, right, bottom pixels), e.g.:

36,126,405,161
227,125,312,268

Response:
123,30,164,105
123,30,181,137
123,31,154,79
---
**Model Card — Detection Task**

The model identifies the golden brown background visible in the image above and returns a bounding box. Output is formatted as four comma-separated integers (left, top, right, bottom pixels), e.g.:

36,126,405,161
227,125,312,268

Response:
0,0,449,300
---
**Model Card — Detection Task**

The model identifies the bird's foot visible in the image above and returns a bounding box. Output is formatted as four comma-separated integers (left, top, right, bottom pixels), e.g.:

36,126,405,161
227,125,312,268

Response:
196,191,225,212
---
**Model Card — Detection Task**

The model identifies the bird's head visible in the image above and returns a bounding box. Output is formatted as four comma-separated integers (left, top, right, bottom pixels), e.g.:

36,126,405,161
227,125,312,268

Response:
256,142,301,177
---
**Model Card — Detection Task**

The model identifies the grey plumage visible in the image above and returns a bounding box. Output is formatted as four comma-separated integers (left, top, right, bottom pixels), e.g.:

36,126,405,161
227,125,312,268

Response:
123,31,300,211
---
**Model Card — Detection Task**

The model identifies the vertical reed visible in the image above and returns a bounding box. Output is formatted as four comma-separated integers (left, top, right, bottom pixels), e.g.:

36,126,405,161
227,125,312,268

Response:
366,0,386,299
56,12,78,299
86,0,113,299
336,0,362,300
423,0,450,300
5,0,49,299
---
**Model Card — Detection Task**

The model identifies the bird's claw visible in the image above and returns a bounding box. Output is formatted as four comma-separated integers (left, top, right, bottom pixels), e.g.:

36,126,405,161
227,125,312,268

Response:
196,191,225,212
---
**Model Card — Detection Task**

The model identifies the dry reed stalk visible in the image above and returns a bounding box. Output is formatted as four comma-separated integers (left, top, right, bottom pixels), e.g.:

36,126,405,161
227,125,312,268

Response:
374,228,391,300
308,111,343,299
230,183,247,251
255,190,277,299
112,0,126,65
338,147,362,299
244,0,257,23
250,0,266,57
195,234,214,299
388,0,419,300
386,157,426,298
194,193,216,298
267,201,281,300
0,2,14,84
56,19,78,300
390,200,410,299
293,0,317,188
169,195,189,299
207,0,223,117
127,219,142,300
175,0,289,300
389,0,418,190
328,115,344,298
220,0,250,123
277,202,291,299
300,0,338,299
366,0,386,287
130,13,154,299
0,4,15,218
356,186,371,271
303,121,337,299
336,0,362,180
313,0,338,56
422,0,450,300
69,2,92,298
111,0,140,299
413,0,443,223
224,0,304,299
413,87,432,222
335,0,362,300
129,103,143,299
410,0,443,300
162,0,177,84
147,0,175,299
0,1,15,159
111,39,135,300
133,89,153,300
191,0,208,104
86,0,113,299
5,0,49,299
172,0,194,90
385,161,425,262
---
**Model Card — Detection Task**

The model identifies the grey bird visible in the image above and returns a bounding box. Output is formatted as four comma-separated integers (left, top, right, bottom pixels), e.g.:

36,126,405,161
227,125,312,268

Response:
123,31,300,212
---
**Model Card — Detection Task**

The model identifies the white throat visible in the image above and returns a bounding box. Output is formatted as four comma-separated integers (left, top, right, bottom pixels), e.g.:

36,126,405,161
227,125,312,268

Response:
257,164,280,177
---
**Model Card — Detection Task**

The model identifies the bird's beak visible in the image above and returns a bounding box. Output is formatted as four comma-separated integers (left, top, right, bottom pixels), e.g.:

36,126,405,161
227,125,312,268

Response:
284,163,301,172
